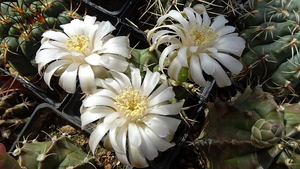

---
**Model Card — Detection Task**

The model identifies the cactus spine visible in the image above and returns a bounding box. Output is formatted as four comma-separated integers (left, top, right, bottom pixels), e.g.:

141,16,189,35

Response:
237,0,300,100
0,0,82,75
195,86,300,168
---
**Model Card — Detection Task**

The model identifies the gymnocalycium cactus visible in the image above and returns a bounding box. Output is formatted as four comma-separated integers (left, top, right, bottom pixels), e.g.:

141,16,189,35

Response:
0,0,81,75
12,135,95,169
237,0,300,100
195,86,300,168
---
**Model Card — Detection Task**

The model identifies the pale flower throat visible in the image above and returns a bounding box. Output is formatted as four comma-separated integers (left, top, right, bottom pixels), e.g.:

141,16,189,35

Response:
66,35,90,53
114,86,148,121
190,26,218,46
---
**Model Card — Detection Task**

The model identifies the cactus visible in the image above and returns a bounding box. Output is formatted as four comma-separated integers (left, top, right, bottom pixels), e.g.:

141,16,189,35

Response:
236,0,300,100
0,143,21,169
12,135,95,169
0,0,82,75
194,86,300,168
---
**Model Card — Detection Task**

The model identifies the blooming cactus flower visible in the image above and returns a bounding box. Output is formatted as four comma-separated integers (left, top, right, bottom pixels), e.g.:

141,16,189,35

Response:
35,15,130,94
80,67,183,168
147,4,245,87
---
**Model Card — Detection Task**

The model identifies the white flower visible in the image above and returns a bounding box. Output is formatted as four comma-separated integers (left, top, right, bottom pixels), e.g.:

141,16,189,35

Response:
147,4,245,87
80,67,183,168
35,15,130,94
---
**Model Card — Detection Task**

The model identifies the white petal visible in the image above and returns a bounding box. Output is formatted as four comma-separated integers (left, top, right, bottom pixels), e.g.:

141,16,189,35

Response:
138,126,159,160
89,122,111,154
200,53,216,75
128,123,142,147
84,53,101,66
82,95,116,109
43,60,71,89
94,21,116,40
159,44,182,71
210,15,228,32
59,62,80,93
42,31,68,43
149,101,184,115
212,62,232,87
110,71,131,88
147,80,168,101
214,36,245,56
103,112,120,124
210,52,243,74
128,143,149,168
190,55,207,86
216,26,235,37
177,46,189,67
80,107,113,127
148,87,175,107
98,54,129,72
130,67,142,90
140,69,160,96
143,115,181,137
78,64,96,94
143,125,175,152
168,58,182,81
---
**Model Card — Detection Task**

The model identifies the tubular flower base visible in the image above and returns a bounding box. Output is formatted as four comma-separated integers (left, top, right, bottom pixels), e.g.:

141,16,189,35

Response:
80,67,183,168
35,15,130,94
147,4,245,87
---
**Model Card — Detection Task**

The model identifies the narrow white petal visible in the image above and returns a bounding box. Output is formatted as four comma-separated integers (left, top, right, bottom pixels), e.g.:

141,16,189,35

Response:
103,112,120,124
149,102,184,115
159,44,182,71
210,52,243,74
212,62,232,87
89,123,111,154
128,123,142,147
141,69,160,96
43,60,71,89
42,31,68,43
82,95,116,109
59,62,80,93
190,55,207,86
200,53,216,75
148,87,175,107
137,126,158,160
210,15,228,32
143,125,175,152
143,115,181,137
177,46,189,67
216,26,235,37
130,67,142,90
128,143,149,168
110,71,131,87
168,58,182,81
80,107,112,127
78,64,96,94
147,81,168,101
84,53,101,66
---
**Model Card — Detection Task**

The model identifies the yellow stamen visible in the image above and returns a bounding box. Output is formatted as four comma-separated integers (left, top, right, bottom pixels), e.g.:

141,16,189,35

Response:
190,26,218,46
66,35,90,53
114,86,148,121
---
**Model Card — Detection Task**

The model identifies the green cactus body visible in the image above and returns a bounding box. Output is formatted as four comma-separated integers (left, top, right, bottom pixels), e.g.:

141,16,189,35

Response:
0,0,81,75
237,0,300,100
195,86,300,168
13,135,95,169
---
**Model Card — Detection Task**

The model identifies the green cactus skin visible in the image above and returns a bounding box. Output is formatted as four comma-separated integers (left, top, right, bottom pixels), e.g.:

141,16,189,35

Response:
237,0,300,100
194,86,300,169
0,143,21,169
12,135,95,169
0,0,82,75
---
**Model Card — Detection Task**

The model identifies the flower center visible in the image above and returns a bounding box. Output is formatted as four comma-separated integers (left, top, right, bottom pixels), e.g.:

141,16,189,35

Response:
114,86,148,121
66,35,90,53
190,26,218,46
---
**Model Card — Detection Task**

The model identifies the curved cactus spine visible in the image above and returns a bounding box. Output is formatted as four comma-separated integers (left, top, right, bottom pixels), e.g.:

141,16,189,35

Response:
236,0,300,101
13,135,95,169
195,86,300,168
0,0,82,75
